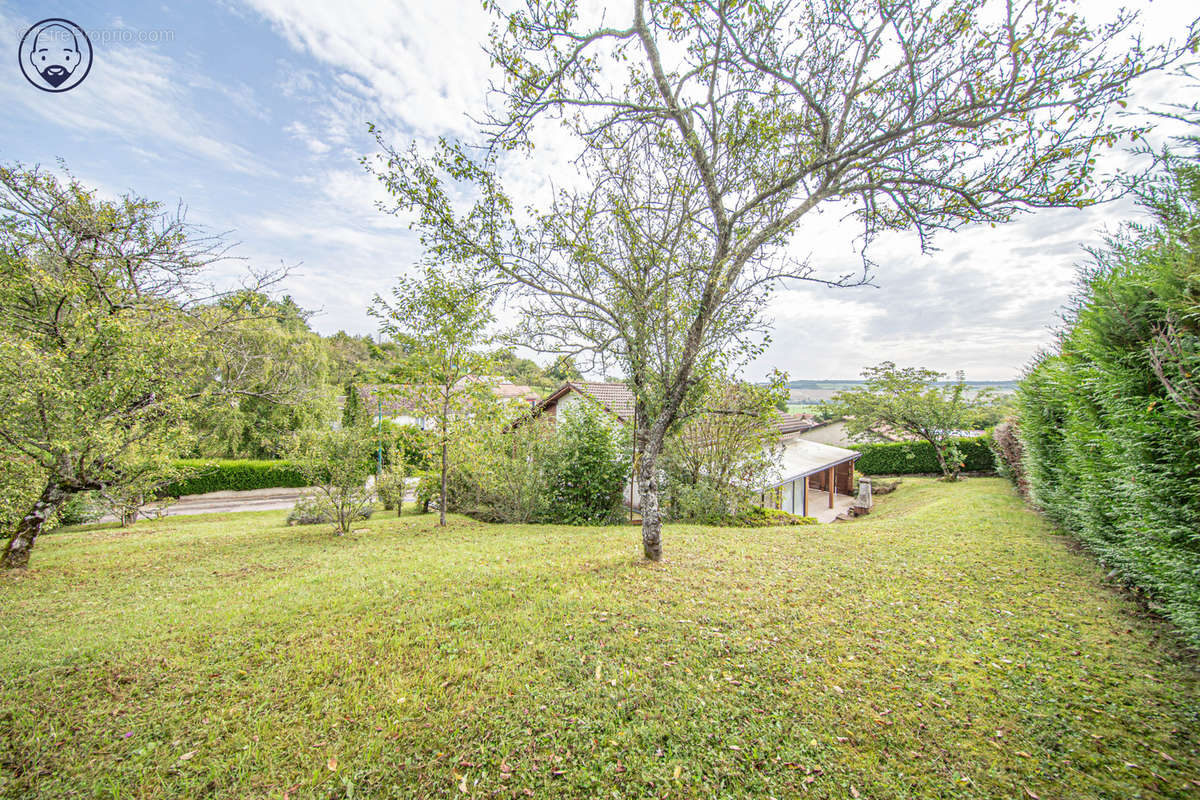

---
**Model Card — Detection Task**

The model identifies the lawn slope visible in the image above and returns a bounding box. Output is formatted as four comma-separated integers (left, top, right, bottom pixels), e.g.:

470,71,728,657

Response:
0,478,1197,799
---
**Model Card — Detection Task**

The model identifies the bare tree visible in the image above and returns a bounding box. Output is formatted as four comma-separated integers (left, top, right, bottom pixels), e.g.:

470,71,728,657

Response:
368,0,1195,560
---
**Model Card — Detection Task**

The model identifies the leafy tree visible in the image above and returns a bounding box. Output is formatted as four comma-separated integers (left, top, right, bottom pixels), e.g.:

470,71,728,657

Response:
370,0,1189,560
342,380,364,429
662,374,786,520
543,356,582,385
832,362,987,480
287,426,375,534
191,292,334,459
0,164,280,568
370,266,495,526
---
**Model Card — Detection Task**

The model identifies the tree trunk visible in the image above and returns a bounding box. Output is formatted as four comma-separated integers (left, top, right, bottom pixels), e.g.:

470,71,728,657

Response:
2,482,68,570
638,449,663,561
439,438,448,527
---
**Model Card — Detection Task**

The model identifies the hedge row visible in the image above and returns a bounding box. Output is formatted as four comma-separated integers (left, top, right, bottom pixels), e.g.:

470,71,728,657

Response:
852,435,995,475
1015,149,1200,648
161,459,310,497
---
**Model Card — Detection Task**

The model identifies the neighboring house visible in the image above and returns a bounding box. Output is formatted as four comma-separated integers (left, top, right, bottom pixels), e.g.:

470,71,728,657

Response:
527,381,636,425
518,381,639,512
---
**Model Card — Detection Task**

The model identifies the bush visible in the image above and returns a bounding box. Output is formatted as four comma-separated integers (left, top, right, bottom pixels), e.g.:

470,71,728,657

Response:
287,493,374,526
853,435,994,475
288,427,376,534
688,505,817,527
375,468,407,512
543,402,630,524
990,419,1028,497
161,459,309,496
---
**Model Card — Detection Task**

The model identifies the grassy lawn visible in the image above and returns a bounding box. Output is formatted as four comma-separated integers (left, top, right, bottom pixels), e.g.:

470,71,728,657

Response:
1,478,1197,799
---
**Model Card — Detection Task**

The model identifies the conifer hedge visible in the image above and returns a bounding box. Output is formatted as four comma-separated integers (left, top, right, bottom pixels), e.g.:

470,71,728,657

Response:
1016,144,1200,647
161,459,309,496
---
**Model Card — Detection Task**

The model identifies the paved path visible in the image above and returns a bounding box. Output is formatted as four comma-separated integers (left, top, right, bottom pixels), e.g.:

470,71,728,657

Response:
98,488,310,523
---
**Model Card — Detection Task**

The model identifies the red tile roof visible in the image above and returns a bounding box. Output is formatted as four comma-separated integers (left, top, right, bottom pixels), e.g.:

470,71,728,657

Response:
531,381,636,423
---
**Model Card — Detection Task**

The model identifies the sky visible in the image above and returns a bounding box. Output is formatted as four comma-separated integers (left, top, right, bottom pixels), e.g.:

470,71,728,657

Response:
0,1,1195,381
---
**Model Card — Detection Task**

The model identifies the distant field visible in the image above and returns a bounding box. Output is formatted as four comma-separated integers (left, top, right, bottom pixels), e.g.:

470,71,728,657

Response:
1,479,1196,798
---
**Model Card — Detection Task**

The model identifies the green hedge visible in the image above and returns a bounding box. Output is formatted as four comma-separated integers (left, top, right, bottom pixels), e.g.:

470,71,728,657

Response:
852,435,995,475
1015,148,1200,648
161,459,310,496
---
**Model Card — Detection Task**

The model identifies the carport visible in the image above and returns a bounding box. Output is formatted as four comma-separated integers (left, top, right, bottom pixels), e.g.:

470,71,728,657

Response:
758,439,862,522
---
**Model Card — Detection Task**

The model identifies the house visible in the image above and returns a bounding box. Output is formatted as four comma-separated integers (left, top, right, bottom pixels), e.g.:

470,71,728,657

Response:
526,381,636,425
518,381,639,512
756,438,862,523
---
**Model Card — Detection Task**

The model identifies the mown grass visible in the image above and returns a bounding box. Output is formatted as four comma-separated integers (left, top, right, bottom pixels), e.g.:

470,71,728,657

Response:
1,478,1198,799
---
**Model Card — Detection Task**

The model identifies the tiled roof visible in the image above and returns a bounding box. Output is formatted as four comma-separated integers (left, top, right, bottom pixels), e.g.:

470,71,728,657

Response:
775,413,819,435
570,381,636,422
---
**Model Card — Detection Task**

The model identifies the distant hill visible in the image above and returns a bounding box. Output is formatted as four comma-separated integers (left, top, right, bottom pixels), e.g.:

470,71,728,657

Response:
784,378,1017,404
786,378,1018,391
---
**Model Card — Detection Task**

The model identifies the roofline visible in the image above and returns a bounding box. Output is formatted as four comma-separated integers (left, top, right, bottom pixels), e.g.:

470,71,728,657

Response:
759,452,861,491
527,381,632,423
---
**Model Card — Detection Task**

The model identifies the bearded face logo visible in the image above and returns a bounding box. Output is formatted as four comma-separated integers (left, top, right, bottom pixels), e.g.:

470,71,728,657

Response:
19,19,93,93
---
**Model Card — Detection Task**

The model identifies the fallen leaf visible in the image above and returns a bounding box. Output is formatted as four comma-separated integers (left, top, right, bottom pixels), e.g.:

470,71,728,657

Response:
179,751,196,762
673,764,682,780
327,756,337,771
458,773,468,793
1023,787,1039,799
850,785,860,798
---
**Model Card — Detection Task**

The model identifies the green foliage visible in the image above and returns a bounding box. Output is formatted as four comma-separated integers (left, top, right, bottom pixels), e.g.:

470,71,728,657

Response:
287,427,376,534
161,459,309,496
543,402,630,525
1017,139,1200,647
375,469,407,513
661,374,786,521
0,164,238,566
287,493,374,526
342,381,364,429
370,265,496,525
189,292,335,460
853,435,995,475
832,363,991,479
687,505,818,527
53,492,105,527
0,453,45,533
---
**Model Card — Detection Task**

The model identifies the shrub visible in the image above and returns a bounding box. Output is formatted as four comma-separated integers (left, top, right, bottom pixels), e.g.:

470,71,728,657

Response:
288,428,376,534
853,435,994,475
543,402,630,525
161,459,309,496
287,493,374,526
375,468,407,513
990,419,1028,497
688,505,817,527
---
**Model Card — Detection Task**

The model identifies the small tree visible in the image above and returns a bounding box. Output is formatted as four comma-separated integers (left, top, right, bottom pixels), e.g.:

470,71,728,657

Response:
288,427,375,534
369,266,494,526
662,375,786,520
832,362,987,480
